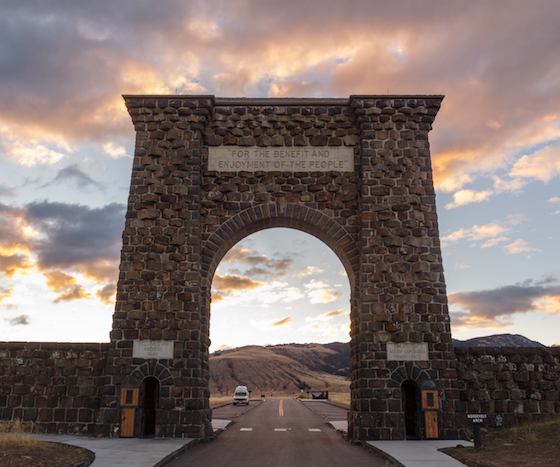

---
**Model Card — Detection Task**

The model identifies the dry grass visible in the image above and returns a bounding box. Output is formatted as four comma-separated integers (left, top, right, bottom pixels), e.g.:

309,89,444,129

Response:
442,416,560,467
210,395,233,406
328,392,350,408
0,419,91,467
0,419,39,448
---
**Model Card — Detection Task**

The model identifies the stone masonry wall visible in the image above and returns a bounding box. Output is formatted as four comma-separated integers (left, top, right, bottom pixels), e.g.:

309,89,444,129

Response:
0,342,108,435
455,347,560,427
0,341,559,436
348,96,462,440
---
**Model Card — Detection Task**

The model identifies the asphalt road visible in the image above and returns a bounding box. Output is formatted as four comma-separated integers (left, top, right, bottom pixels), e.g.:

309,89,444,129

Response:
168,399,392,467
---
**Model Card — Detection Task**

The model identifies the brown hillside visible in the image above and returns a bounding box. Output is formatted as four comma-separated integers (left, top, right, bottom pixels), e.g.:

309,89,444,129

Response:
209,334,546,396
209,344,350,396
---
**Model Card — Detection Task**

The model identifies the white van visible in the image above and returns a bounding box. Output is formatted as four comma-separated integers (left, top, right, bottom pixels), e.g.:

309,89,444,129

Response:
233,385,249,405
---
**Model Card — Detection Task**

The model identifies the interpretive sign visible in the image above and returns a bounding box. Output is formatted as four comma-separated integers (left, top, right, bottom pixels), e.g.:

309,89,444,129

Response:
133,340,174,359
386,342,429,361
468,414,487,448
467,414,487,424
208,146,354,172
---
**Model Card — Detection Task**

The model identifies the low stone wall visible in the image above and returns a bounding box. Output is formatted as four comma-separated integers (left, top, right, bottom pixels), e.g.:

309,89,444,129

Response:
0,342,109,435
455,347,560,427
1,343,559,436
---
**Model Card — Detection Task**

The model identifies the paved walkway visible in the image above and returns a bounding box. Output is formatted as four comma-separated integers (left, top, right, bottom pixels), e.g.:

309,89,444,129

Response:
32,419,232,467
327,416,473,466
33,435,193,467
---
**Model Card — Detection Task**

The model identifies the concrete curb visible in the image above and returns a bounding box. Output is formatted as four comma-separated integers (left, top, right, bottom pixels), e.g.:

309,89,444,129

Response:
39,440,96,467
438,447,484,467
212,419,234,434
154,439,199,467
363,442,405,467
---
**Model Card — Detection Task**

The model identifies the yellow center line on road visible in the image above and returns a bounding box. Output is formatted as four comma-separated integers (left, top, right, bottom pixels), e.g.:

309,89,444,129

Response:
278,399,284,417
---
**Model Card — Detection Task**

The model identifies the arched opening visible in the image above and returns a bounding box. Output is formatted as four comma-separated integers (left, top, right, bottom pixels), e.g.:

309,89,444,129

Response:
402,379,420,439
208,227,352,410
141,376,159,437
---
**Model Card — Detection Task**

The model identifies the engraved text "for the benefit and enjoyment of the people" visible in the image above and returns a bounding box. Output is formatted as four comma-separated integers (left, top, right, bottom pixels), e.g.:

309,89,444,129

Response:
208,146,354,172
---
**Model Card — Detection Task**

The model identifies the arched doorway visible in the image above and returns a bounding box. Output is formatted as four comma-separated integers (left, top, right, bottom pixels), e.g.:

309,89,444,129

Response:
208,228,351,401
141,377,159,437
402,379,420,439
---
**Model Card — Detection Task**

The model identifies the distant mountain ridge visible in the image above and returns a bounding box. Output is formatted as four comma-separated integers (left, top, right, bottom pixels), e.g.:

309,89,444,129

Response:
452,333,545,348
209,334,545,395
209,343,350,395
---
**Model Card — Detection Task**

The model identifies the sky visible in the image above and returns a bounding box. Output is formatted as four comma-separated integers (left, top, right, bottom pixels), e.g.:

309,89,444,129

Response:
0,1,559,349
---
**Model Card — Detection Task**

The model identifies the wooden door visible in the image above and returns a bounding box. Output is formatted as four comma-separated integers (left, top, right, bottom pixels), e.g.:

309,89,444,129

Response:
120,388,139,438
424,411,439,439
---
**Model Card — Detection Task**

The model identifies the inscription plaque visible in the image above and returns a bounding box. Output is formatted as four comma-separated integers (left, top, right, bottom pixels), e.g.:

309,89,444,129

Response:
386,342,429,361
133,340,174,359
208,146,354,172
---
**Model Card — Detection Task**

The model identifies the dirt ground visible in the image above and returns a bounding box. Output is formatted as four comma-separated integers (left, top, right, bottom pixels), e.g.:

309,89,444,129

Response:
441,416,560,467
0,439,91,467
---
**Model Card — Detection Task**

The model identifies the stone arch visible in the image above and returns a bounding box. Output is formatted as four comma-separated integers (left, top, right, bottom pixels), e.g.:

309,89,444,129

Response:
107,94,459,441
126,361,173,387
201,202,359,288
387,363,431,388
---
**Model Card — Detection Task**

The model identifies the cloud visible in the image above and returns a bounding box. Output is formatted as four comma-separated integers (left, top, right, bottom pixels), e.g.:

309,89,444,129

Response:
213,273,263,292
96,283,117,305
43,270,91,303
272,316,292,327
0,287,13,304
222,246,292,278
258,285,305,304
7,314,30,326
0,184,15,198
442,222,508,244
0,0,558,194
480,236,510,249
304,279,340,304
548,196,560,205
492,176,527,193
306,309,348,323
0,203,34,252
322,309,346,319
24,201,125,281
445,189,493,209
296,266,323,277
43,270,77,291
504,239,539,255
444,177,527,210
211,272,265,304
102,142,128,159
0,130,67,166
509,145,560,183
449,279,560,329
44,164,103,190
0,254,31,277
442,215,528,252
53,285,90,303
0,201,124,304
